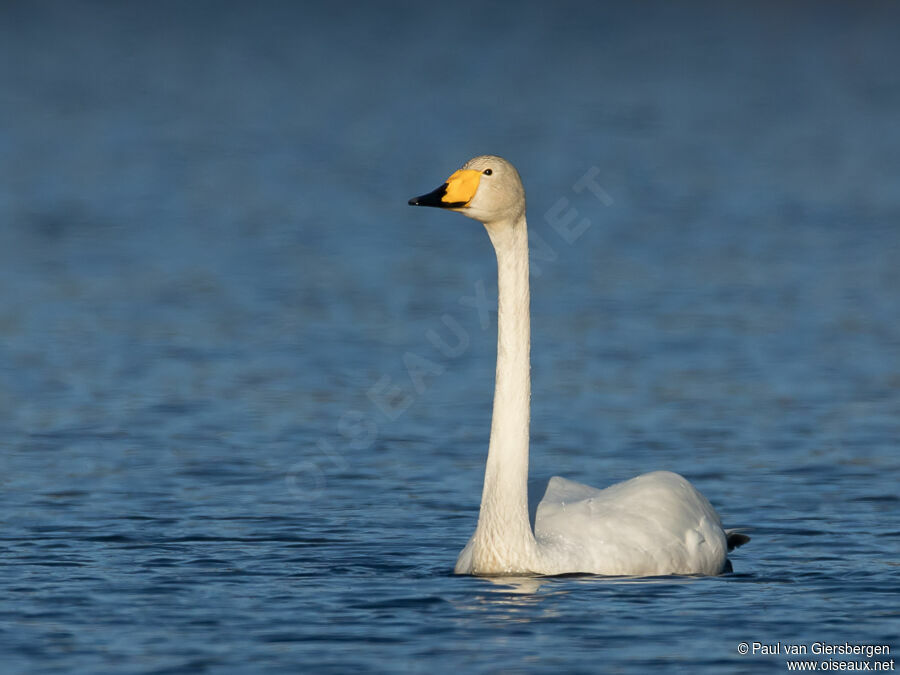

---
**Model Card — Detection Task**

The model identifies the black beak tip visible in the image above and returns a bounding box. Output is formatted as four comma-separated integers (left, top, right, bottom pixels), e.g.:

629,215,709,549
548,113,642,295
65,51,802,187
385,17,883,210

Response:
408,184,448,208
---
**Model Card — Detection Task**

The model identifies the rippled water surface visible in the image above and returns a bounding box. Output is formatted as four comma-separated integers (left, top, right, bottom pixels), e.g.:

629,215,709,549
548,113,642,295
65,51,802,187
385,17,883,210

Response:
1,2,898,673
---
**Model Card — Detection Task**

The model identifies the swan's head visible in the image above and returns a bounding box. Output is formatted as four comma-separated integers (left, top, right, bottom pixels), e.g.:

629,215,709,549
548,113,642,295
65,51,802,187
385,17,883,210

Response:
408,155,525,225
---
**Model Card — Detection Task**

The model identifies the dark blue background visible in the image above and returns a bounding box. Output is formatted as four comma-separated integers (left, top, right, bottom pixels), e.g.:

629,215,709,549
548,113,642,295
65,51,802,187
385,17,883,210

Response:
1,2,898,673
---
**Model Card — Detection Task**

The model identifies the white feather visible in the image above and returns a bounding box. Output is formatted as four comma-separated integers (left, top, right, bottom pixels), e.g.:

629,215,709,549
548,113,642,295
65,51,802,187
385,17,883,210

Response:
413,155,745,576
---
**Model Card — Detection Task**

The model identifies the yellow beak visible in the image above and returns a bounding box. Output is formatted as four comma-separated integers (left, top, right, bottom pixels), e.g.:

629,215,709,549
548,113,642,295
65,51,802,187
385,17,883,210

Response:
409,169,482,209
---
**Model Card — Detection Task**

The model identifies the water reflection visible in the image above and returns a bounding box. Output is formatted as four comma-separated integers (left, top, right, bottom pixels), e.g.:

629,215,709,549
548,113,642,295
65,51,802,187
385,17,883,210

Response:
457,573,709,623
454,576,560,622
483,575,549,595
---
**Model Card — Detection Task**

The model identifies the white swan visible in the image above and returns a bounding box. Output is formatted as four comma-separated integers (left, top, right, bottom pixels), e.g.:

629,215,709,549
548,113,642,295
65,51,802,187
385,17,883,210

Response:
409,155,749,577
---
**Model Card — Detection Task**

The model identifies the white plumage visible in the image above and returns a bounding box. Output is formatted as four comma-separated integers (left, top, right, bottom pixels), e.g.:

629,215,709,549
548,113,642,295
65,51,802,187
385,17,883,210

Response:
410,155,747,576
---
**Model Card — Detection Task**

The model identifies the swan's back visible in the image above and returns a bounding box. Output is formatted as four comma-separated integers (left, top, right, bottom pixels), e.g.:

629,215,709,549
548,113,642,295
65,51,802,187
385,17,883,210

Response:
534,471,728,576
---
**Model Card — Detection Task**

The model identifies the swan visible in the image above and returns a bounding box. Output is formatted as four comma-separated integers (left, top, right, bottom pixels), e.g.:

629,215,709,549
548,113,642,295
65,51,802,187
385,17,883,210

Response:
409,155,749,576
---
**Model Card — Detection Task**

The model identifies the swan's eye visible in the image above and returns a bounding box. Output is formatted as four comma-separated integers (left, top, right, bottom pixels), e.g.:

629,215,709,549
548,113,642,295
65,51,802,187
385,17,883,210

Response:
483,168,492,176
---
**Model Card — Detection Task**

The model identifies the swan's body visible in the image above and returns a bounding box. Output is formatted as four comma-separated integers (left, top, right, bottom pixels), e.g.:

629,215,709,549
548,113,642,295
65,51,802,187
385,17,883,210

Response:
409,155,747,576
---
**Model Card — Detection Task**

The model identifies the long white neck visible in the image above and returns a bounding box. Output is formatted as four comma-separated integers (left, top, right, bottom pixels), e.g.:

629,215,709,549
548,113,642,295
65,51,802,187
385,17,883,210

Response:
471,212,539,573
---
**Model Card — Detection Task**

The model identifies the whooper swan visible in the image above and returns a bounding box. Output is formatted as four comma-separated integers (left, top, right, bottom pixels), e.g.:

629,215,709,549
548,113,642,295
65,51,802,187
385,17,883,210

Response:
409,155,749,576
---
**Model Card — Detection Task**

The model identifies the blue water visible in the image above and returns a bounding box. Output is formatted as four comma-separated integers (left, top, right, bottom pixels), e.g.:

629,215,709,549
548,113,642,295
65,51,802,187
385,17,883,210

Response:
1,2,898,673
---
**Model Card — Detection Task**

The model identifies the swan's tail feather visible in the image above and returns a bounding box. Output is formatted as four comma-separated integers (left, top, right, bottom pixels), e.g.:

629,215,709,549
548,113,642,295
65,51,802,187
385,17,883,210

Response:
725,529,750,552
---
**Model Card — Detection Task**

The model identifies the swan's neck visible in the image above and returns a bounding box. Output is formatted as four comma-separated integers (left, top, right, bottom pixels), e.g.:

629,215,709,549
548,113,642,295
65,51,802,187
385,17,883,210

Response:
472,213,538,573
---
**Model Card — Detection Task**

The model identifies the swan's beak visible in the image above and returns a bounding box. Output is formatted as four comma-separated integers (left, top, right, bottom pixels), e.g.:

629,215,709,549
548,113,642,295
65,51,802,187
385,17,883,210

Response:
408,169,481,209
408,184,449,207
